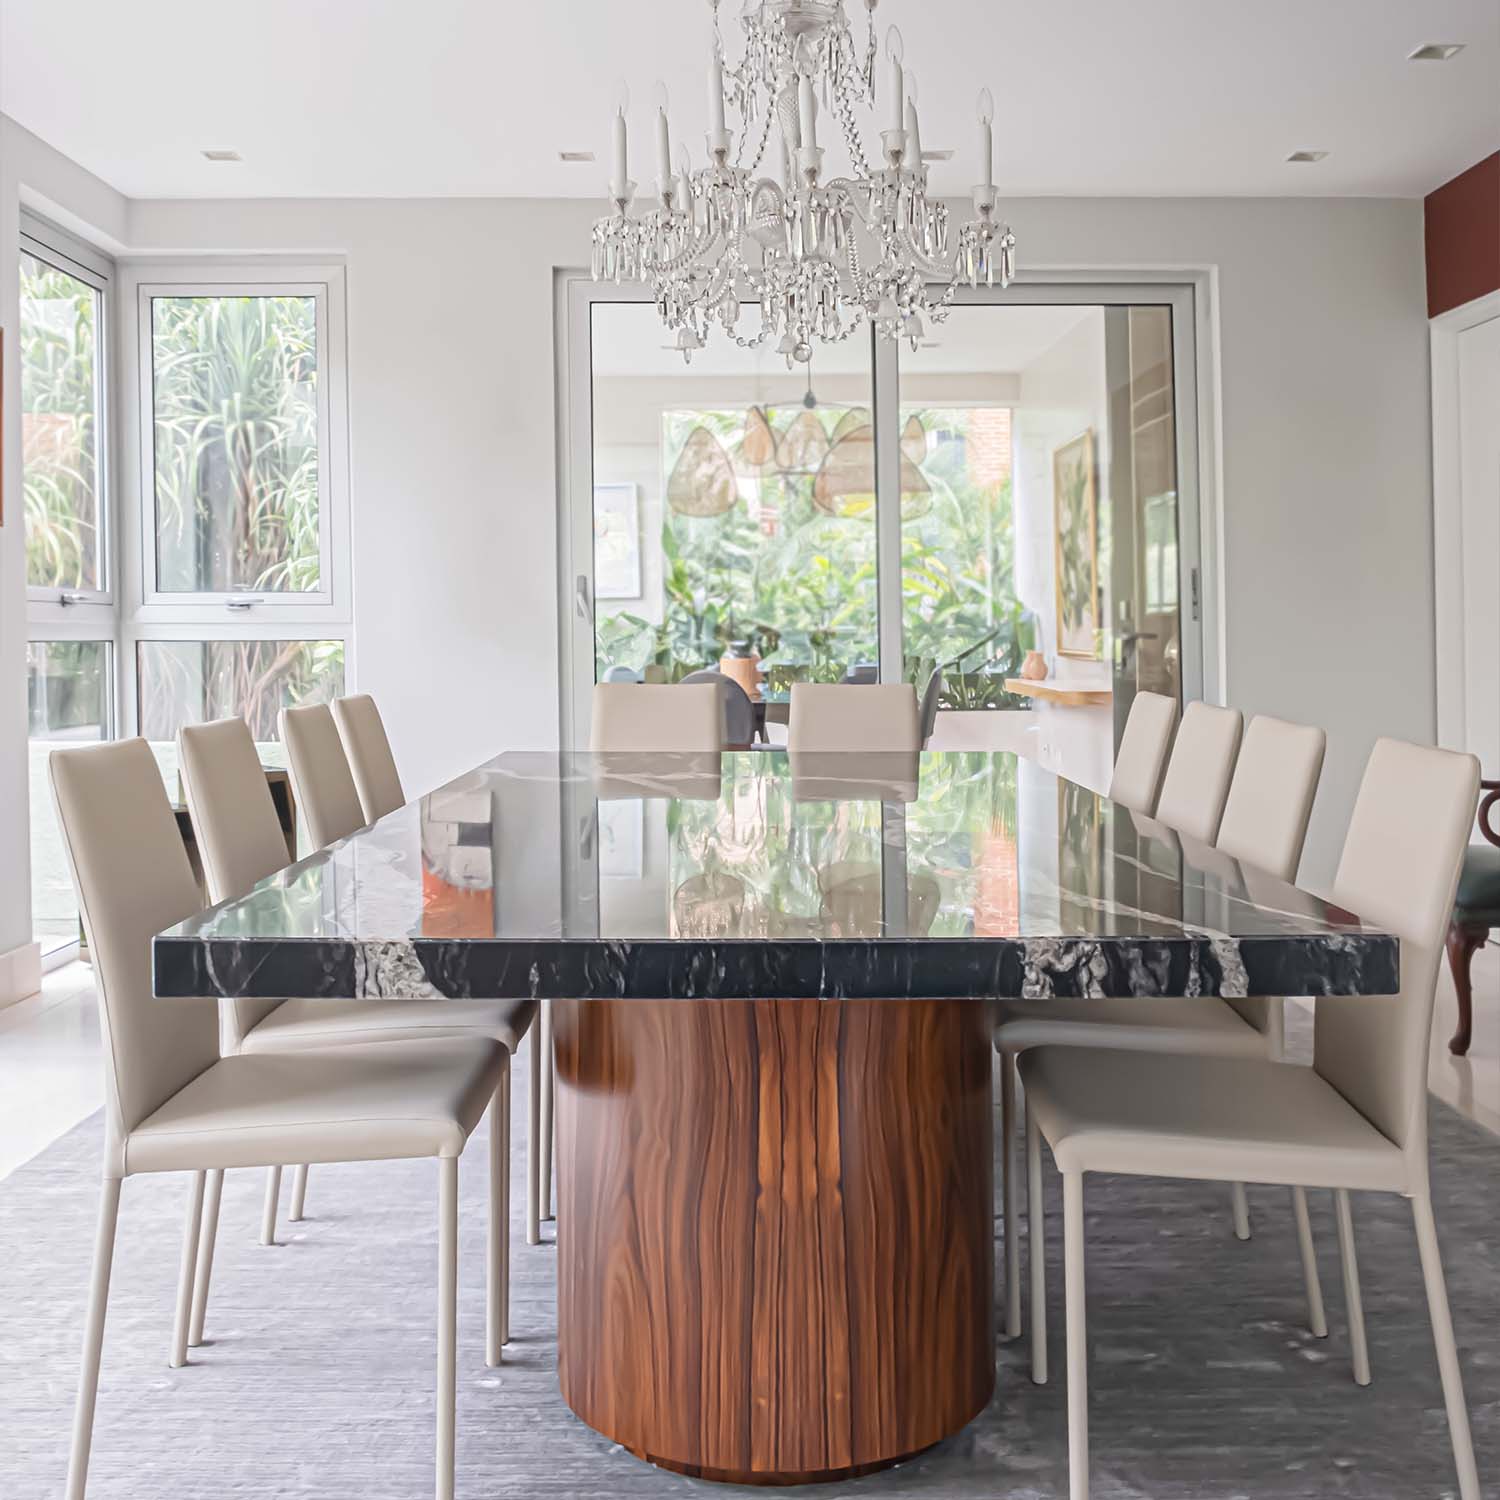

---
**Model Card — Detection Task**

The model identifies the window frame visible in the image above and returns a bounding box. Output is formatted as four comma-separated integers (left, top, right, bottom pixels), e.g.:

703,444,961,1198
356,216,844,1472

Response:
20,217,115,620
119,262,352,626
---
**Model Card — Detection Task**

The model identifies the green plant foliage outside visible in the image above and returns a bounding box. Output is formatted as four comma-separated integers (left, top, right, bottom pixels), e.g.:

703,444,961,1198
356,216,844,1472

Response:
595,406,1032,710
19,252,101,592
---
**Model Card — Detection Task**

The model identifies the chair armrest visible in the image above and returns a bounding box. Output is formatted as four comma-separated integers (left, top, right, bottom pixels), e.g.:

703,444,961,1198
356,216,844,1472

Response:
1480,780,1500,849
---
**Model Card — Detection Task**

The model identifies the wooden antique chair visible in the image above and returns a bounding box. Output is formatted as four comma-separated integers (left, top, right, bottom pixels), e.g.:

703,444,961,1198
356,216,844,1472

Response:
1447,778,1500,1055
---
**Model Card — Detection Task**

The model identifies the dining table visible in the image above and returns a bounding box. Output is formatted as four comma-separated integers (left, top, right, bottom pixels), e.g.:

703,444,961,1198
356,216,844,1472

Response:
153,748,1399,1486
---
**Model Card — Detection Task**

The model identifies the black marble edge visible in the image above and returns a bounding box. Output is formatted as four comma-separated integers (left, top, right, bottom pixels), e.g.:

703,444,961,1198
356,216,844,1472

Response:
153,931,1400,1003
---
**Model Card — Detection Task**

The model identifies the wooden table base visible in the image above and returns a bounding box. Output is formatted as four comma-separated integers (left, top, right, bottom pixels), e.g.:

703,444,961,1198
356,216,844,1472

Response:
553,997,995,1485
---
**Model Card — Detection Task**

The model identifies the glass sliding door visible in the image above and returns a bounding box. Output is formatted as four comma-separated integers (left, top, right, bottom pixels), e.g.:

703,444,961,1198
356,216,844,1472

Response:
563,283,1200,760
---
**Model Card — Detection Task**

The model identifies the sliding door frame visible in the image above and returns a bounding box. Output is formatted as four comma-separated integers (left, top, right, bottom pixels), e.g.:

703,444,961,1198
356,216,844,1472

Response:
555,268,1221,750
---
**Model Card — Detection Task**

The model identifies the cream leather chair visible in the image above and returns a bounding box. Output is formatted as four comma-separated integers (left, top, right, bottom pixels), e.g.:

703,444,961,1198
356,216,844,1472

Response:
1106,690,1178,814
178,715,536,1322
53,739,508,1500
590,681,722,752
1152,700,1244,842
1020,738,1482,1500
788,681,920,752
994,714,1326,1336
281,701,367,848
333,692,406,823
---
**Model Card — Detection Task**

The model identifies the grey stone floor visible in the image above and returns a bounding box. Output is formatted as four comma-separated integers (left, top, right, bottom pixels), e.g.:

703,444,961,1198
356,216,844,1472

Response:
1,1052,1495,1500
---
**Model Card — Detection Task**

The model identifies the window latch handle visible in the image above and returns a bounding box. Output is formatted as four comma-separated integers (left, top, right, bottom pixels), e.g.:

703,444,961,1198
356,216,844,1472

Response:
226,596,261,611
58,591,88,606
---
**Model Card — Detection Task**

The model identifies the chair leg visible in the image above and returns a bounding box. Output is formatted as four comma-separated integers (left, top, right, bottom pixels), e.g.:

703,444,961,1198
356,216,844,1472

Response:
189,1168,223,1348
540,998,555,1222
171,1172,206,1368
1063,1172,1089,1500
1445,923,1484,1056
527,1022,542,1246
1291,1186,1328,1338
260,1165,282,1247
436,1156,459,1500
66,1177,122,1500
1411,1190,1481,1500
487,1061,509,1366
1027,1111,1047,1385
1000,1049,1022,1339
289,1164,309,1223
1230,1181,1251,1240
1333,1189,1371,1386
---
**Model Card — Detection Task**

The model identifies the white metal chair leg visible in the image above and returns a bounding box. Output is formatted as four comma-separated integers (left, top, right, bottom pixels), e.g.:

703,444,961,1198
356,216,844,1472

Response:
1291,1186,1328,1337
189,1168,223,1347
527,1023,542,1246
1333,1189,1371,1386
540,998,554,1222
436,1156,458,1500
260,1164,282,1247
1000,1048,1021,1339
1230,1181,1251,1240
66,1176,121,1500
1027,1111,1047,1385
170,1171,206,1368
289,1164,309,1222
1411,1191,1480,1500
487,1063,509,1365
1063,1171,1089,1500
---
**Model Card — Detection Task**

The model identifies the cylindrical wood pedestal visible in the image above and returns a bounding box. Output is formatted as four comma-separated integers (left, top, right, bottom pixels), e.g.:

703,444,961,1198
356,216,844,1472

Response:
553,997,995,1485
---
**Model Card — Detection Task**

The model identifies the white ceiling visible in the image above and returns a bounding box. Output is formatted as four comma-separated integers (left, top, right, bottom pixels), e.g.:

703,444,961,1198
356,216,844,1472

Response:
3,0,1496,203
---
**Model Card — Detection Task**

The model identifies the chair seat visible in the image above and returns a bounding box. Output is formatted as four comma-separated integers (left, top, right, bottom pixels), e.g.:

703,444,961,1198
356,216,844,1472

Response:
241,996,537,1054
994,994,1267,1057
125,1037,506,1175
1454,844,1500,927
1017,1046,1406,1192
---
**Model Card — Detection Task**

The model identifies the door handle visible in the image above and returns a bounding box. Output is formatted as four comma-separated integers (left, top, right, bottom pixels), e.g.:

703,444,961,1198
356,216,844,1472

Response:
574,574,592,622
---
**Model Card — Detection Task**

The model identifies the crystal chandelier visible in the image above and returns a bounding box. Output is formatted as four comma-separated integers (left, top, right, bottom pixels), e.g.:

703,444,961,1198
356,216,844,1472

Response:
590,0,1016,363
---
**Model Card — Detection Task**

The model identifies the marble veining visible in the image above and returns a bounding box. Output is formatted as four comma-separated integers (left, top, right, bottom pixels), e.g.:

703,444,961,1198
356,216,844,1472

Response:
154,750,1399,1003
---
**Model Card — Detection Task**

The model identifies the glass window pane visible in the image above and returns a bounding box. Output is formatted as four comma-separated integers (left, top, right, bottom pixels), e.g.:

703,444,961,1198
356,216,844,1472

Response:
151,294,321,594
590,303,877,696
20,251,103,592
136,639,344,760
28,641,110,950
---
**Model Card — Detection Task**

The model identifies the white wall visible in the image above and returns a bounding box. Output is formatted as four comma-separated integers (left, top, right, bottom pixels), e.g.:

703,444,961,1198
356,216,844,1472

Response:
0,131,1434,938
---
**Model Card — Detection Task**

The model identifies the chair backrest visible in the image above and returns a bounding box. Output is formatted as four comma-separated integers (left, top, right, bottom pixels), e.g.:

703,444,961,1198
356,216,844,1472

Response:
591,682,723,752
679,670,757,747
788,682,920,753
918,669,944,749
281,703,367,848
1107,691,1178,814
333,693,406,823
178,717,293,1049
1316,739,1479,1161
1153,701,1244,842
1215,715,1327,882
50,739,219,1158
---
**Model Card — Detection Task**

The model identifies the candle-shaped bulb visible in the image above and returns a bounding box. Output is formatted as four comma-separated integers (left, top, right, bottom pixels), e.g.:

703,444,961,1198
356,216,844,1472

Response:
709,49,726,135
653,80,672,185
976,86,994,188
797,73,818,155
886,27,904,133
611,93,629,199
613,79,631,117
904,94,923,167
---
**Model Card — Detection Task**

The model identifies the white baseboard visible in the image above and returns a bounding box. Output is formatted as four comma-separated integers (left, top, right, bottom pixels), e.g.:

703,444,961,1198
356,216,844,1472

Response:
0,941,43,1011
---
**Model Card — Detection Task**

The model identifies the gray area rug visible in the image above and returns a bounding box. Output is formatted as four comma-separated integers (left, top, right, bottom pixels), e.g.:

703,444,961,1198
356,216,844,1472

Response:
2,1050,1496,1500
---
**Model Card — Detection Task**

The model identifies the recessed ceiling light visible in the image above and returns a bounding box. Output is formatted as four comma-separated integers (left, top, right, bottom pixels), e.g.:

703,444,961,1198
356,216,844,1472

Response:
559,150,596,163
1286,150,1329,164
1408,42,1465,62
201,149,242,162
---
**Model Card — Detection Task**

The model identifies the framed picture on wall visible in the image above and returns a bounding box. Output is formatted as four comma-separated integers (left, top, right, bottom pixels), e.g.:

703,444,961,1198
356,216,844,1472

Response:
593,481,641,599
1052,429,1100,660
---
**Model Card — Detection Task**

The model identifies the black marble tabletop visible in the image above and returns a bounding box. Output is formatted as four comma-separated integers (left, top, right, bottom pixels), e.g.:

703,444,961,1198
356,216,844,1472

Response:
153,750,1398,1003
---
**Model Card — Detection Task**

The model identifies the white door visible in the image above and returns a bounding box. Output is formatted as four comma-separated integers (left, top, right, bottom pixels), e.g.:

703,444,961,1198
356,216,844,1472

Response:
1458,315,1500,782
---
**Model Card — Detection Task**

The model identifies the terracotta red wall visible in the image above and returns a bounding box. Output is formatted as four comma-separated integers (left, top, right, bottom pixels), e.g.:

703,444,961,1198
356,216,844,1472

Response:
1425,153,1500,318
